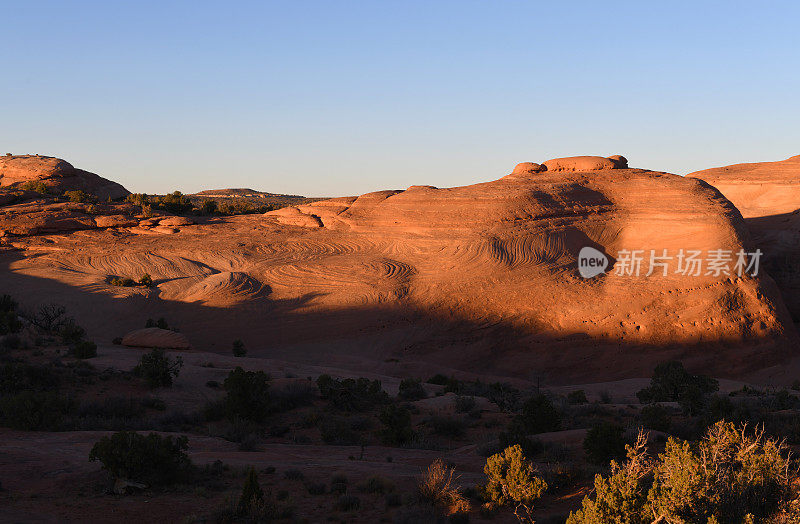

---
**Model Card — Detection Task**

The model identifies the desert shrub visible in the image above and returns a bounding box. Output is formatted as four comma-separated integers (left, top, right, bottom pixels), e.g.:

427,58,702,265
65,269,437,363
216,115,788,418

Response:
398,378,427,400
454,396,477,413
385,492,403,507
0,391,74,430
200,199,218,215
428,414,467,438
283,468,304,480
648,422,790,522
567,432,652,523
232,339,246,357
269,381,316,412
640,403,671,432
318,416,363,445
1,334,22,350
357,475,395,494
583,422,627,465
568,423,792,523
334,494,361,511
316,374,389,411
0,295,21,335
427,374,451,386
305,481,326,495
441,379,521,411
138,273,154,287
219,367,271,422
379,404,415,445
126,193,150,206
89,431,190,486
134,349,183,388
330,474,348,494
484,444,547,523
21,180,49,193
0,362,60,393
567,390,588,404
110,277,136,287
145,317,172,330
71,340,97,359
771,389,798,411
417,459,471,517
239,466,264,512
637,360,719,405
510,394,561,435
32,303,68,334
68,396,147,430
63,190,94,203
221,416,262,445
140,396,166,411
59,318,86,344
156,191,193,214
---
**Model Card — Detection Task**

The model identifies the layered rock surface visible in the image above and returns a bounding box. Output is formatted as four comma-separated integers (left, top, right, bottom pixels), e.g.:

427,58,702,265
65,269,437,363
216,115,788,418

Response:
690,155,800,322
1,155,795,383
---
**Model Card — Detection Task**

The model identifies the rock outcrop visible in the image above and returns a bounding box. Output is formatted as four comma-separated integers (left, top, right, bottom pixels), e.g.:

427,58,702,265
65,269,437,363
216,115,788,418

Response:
690,155,800,322
0,155,129,200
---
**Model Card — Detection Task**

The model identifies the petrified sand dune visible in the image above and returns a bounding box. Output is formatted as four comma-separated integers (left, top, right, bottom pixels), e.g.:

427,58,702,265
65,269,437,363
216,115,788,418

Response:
0,155,129,200
690,155,800,322
1,155,796,383
689,155,800,219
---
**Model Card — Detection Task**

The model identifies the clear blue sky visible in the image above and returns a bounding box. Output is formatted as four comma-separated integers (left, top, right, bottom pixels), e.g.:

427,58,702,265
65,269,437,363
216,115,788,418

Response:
2,1,798,196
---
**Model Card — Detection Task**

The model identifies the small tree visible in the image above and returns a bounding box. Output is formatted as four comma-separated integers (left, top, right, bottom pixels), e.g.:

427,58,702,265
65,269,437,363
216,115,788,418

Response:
484,444,548,523
200,199,218,215
510,394,561,435
89,431,190,486
134,349,183,388
232,339,246,357
139,273,154,287
568,423,793,523
637,360,718,404
72,340,97,359
222,367,271,422
567,432,652,524
567,389,588,404
583,422,627,465
239,466,264,514
398,378,427,400
0,295,22,335
378,404,415,445
63,190,94,203
417,459,470,517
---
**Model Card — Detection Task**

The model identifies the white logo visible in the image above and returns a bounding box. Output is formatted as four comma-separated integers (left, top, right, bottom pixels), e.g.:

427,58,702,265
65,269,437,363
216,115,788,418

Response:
578,247,609,279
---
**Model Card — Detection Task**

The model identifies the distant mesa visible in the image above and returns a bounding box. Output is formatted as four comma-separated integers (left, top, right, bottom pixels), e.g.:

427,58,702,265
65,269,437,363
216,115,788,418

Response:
0,155,129,200
193,188,305,199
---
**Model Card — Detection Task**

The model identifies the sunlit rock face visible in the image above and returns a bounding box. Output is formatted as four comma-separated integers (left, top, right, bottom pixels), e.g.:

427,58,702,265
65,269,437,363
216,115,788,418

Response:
0,155,794,383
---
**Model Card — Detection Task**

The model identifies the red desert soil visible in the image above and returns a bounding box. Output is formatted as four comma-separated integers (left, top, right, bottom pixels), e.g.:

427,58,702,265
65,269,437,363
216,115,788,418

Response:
1,155,796,385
